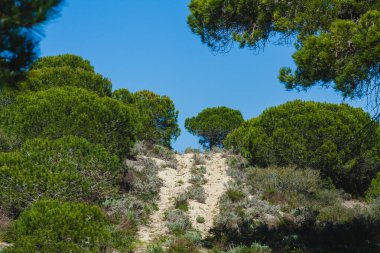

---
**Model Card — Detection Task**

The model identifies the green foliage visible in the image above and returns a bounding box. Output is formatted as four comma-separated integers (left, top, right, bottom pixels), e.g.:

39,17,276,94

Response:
188,1,380,105
225,243,272,253
0,129,20,153
185,106,244,149
175,193,189,211
246,167,341,211
214,160,380,252
3,199,113,253
30,54,94,71
19,54,112,96
0,87,138,157
280,10,380,100
366,172,380,201
166,237,200,253
165,209,192,235
225,100,380,195
196,216,205,224
187,185,207,203
0,0,63,88
0,136,121,218
113,89,180,148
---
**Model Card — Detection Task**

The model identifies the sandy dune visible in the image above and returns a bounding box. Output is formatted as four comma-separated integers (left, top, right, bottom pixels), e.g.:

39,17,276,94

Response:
135,152,230,252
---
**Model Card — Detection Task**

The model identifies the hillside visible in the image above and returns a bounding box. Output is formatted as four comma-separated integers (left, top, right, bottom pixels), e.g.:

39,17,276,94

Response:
135,152,230,252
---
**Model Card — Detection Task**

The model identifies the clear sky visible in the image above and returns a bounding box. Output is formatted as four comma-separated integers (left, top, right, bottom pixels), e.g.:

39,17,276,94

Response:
39,0,368,151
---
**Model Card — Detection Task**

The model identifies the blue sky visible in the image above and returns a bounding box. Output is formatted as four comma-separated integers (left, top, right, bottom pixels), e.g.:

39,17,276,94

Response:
39,0,367,151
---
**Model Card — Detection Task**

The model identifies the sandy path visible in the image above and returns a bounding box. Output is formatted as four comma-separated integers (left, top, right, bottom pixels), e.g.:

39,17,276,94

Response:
135,152,230,252
187,153,230,236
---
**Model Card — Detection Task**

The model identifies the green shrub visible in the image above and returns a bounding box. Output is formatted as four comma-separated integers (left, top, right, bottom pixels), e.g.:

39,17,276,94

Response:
246,167,341,210
175,193,189,211
147,244,165,253
225,100,380,195
165,209,192,235
226,243,272,253
214,160,380,252
19,54,112,96
0,87,138,158
3,200,115,253
196,216,205,223
189,174,207,186
0,129,20,153
166,237,200,253
0,136,121,218
366,172,380,201
113,89,180,148
185,106,244,149
187,185,207,203
226,188,246,202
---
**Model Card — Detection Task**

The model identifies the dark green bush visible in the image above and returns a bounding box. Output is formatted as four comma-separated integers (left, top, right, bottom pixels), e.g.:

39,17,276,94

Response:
0,87,138,158
225,100,380,195
366,172,380,201
19,54,112,96
185,106,244,149
0,136,121,218
3,200,114,253
113,89,180,148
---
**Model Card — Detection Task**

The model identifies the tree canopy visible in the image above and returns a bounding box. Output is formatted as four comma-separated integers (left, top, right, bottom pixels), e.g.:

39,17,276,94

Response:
4,200,112,253
113,89,180,148
0,87,138,157
0,136,121,218
225,100,380,195
19,54,112,96
188,0,380,109
185,106,244,149
0,0,63,88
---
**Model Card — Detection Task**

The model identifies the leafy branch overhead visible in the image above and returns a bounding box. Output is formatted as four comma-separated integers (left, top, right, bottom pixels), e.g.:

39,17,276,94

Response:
0,0,64,88
188,0,380,111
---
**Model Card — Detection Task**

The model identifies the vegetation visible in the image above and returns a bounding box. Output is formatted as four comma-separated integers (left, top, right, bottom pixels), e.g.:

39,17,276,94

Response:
0,2,379,252
366,172,380,201
185,106,244,149
0,87,138,157
211,157,380,252
0,136,121,218
225,100,380,195
19,54,112,96
3,199,116,253
0,0,63,88
113,89,180,148
188,0,380,108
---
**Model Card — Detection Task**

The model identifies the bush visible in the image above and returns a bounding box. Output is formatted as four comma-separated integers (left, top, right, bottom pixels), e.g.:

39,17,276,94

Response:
19,54,112,96
113,89,180,148
196,216,205,223
0,136,121,218
0,87,138,158
366,172,380,201
246,167,342,211
3,200,115,253
213,159,380,252
225,243,272,253
0,129,20,153
225,100,380,195
175,193,189,211
185,106,244,149
166,237,200,253
187,185,207,203
165,209,192,235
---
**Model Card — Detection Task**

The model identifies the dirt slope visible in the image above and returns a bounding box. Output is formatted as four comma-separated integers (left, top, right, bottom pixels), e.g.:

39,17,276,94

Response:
135,152,230,252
